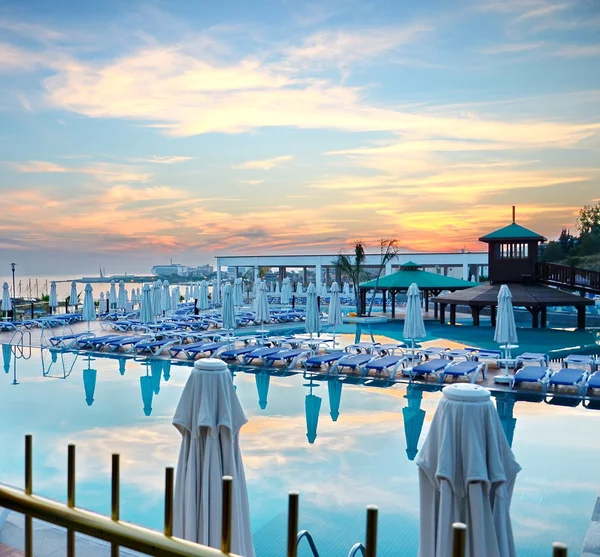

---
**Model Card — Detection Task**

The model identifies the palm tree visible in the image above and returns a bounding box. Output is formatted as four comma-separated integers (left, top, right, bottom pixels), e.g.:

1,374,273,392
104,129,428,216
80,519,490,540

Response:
333,241,368,316
367,238,399,317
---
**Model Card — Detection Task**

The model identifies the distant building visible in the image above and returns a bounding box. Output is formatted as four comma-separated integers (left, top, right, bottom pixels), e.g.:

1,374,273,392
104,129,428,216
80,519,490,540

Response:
193,264,214,275
151,264,189,276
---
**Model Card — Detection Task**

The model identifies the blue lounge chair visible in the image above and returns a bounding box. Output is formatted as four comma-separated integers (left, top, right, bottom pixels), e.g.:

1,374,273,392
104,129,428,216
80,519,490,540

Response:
585,372,600,394
547,368,588,396
219,345,260,361
303,352,345,371
49,332,94,348
408,359,450,382
363,355,406,379
440,361,487,384
81,335,123,349
180,342,228,359
134,338,179,356
331,354,375,375
106,336,147,353
563,354,596,372
372,343,405,356
345,342,380,354
468,348,502,363
510,365,551,392
264,349,310,369
419,346,450,360
443,348,475,360
516,352,549,367
243,347,284,364
169,341,213,358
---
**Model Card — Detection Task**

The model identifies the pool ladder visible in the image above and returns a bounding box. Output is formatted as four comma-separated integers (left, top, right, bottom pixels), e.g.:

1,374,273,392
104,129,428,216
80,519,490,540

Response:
8,329,32,360
296,531,366,557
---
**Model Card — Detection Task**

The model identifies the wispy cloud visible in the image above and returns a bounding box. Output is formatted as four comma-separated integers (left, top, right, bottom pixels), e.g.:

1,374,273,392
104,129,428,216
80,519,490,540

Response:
241,179,264,185
13,160,153,183
481,42,544,54
233,155,294,170
138,156,194,164
13,161,69,173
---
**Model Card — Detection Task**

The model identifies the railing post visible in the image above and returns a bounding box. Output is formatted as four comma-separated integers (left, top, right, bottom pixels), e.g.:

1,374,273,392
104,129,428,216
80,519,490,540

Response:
221,475,232,554
287,492,299,557
451,522,467,557
365,505,378,557
553,542,567,556
67,444,76,557
111,454,120,557
24,434,33,557
164,467,174,538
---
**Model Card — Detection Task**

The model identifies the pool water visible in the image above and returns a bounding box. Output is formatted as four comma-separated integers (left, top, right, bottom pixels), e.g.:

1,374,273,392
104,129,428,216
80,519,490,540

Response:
1,340,599,556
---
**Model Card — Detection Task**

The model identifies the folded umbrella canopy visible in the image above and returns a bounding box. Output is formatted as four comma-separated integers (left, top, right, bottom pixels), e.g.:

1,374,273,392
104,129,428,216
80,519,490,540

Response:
173,359,255,556
70,281,78,308
153,281,163,318
495,284,518,360
222,283,236,333
2,282,12,318
416,384,521,557
304,283,320,338
234,278,244,307
140,283,153,324
254,281,270,332
162,280,172,314
199,280,209,310
404,283,426,356
212,280,221,305
109,280,117,310
49,281,58,313
327,281,343,346
295,281,303,295
118,280,127,311
82,284,96,331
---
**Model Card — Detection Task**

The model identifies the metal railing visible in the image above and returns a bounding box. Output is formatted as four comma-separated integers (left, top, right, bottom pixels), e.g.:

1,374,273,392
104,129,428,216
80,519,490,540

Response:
538,262,600,294
0,435,571,557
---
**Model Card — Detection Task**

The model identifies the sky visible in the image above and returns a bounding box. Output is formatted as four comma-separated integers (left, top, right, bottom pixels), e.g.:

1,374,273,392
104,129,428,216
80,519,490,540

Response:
0,0,599,276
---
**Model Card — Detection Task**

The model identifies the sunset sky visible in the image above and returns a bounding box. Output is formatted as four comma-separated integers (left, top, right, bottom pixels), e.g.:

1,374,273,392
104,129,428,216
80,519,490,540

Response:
1,0,599,275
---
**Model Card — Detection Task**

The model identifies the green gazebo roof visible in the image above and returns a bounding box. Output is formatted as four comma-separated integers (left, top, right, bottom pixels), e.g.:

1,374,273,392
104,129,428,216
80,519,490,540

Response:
400,261,420,269
479,222,546,242
360,269,476,291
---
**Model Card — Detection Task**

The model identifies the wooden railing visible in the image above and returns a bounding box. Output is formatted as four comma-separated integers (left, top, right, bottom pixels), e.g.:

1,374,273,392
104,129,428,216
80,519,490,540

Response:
537,262,600,294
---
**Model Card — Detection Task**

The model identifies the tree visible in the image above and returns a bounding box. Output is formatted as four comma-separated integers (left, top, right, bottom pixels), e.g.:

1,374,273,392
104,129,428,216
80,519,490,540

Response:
540,241,564,262
333,240,367,316
577,203,600,236
367,238,399,317
558,229,575,252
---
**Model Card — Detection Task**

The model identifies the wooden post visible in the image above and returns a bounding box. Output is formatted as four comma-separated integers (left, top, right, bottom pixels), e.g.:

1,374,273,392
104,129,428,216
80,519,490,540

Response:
424,290,429,313
391,290,396,318
382,290,386,314
577,305,586,329
471,306,480,326
450,304,456,325
439,303,446,324
540,306,547,328
531,308,539,328
434,302,438,320
490,305,496,327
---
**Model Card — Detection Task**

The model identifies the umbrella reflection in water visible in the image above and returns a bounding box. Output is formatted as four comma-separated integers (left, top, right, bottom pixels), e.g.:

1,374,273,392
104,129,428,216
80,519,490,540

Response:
304,377,322,444
495,393,517,448
162,359,171,381
3,344,12,374
403,384,426,461
255,371,270,410
83,356,97,407
150,359,163,394
140,364,154,416
327,377,342,422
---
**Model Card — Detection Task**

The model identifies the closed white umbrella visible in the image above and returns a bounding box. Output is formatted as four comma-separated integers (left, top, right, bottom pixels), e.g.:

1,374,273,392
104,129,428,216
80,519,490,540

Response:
2,282,12,318
495,285,518,359
140,283,153,324
185,285,190,301
416,384,520,557
199,280,209,310
171,286,179,310
234,278,243,307
70,281,78,308
274,281,280,296
153,280,163,318
173,359,255,556
295,281,303,295
327,282,343,346
49,281,58,313
109,280,117,310
212,280,221,305
404,282,426,357
162,280,172,313
280,278,288,305
305,282,320,339
118,280,126,311
222,283,236,334
82,283,96,331
343,282,350,296
125,288,131,312
136,287,141,301
99,292,105,313
254,281,270,334
194,283,200,301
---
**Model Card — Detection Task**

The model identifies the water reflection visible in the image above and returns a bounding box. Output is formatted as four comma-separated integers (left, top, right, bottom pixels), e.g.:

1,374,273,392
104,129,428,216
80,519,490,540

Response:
119,357,127,376
140,366,154,416
2,344,11,373
304,377,322,444
41,348,78,379
327,378,342,422
494,393,517,448
402,384,427,461
83,356,97,407
255,371,270,410
150,360,163,394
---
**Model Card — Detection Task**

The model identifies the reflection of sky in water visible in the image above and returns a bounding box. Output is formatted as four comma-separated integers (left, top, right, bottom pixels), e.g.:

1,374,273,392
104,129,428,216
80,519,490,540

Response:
1,343,599,556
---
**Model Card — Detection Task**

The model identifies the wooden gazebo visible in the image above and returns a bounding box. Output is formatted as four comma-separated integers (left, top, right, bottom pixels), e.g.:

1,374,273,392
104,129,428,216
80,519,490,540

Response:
432,210,594,328
359,262,476,318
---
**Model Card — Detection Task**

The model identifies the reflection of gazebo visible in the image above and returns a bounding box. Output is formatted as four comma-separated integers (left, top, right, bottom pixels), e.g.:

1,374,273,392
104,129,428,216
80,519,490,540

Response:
359,262,476,318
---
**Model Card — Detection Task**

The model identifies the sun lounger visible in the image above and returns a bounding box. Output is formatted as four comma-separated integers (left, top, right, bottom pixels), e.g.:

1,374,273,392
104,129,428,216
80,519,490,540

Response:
134,338,179,356
407,358,450,382
516,352,549,367
106,336,147,353
372,343,405,356
243,347,284,364
331,354,375,375
363,355,406,379
303,352,346,371
0,322,18,332
563,354,596,371
443,348,475,360
419,346,450,359
510,365,551,392
219,345,261,361
80,335,123,349
344,342,380,354
48,332,94,348
264,349,310,369
440,361,487,384
169,341,213,358
585,372,600,394
547,368,588,396
178,341,228,359
467,348,502,362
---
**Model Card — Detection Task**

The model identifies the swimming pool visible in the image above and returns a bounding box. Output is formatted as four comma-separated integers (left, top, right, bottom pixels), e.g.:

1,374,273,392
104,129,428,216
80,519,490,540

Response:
1,339,599,556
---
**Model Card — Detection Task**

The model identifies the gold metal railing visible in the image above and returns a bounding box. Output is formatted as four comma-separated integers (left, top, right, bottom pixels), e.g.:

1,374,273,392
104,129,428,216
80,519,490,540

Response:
0,435,570,557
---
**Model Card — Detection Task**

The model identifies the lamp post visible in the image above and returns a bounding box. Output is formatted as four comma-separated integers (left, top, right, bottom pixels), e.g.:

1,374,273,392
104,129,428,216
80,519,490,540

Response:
10,263,16,299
